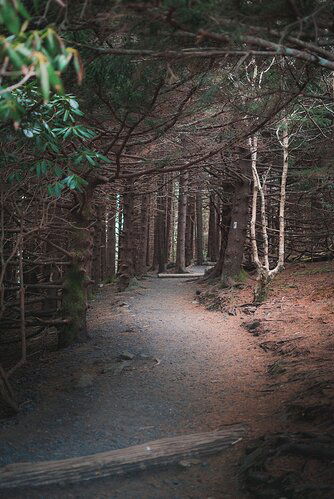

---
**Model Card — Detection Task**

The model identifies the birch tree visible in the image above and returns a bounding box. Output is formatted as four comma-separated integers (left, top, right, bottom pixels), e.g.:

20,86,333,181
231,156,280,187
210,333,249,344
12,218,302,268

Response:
250,117,289,302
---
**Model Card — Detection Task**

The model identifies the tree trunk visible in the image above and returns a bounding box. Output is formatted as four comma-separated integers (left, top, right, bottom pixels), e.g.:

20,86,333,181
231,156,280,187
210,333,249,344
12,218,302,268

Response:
202,184,233,281
207,193,219,262
132,196,142,276
138,193,149,275
165,175,174,264
100,207,107,283
58,186,95,348
106,198,116,281
153,176,167,273
175,172,188,273
146,187,155,269
92,204,104,286
195,190,204,265
249,119,289,302
117,180,135,291
253,269,272,303
185,193,195,267
221,156,250,286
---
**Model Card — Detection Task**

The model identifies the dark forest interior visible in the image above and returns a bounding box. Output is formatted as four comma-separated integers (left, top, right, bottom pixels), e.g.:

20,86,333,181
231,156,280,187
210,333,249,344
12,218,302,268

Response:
1,1,334,497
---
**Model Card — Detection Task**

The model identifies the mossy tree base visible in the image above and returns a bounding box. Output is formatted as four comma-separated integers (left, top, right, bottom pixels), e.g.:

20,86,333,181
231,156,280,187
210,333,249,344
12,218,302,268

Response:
58,185,94,349
220,154,250,285
253,273,272,304
58,264,89,349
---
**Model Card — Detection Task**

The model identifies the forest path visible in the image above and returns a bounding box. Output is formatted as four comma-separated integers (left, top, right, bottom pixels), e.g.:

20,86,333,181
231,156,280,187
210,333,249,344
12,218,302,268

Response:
1,274,273,498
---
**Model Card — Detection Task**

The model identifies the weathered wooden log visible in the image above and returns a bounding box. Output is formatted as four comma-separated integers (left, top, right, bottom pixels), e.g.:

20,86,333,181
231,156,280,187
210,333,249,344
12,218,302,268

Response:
0,425,245,489
158,273,204,278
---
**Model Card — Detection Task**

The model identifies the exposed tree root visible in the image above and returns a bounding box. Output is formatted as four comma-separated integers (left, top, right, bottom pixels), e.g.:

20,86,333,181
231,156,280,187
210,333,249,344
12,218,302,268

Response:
241,432,334,498
285,403,334,425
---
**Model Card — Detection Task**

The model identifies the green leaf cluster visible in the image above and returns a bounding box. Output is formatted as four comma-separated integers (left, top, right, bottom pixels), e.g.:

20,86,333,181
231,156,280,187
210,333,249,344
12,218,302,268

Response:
0,0,83,121
2,84,110,196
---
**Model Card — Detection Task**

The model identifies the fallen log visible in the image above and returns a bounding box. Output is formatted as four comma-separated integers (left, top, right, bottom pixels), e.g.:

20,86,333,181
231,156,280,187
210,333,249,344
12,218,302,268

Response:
158,273,204,278
0,425,245,489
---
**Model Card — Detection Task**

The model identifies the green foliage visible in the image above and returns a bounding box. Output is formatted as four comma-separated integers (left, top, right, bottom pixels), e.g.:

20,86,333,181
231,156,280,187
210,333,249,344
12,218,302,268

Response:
294,104,333,129
235,268,248,283
120,0,320,35
0,0,29,35
103,275,117,284
2,84,109,196
163,0,220,28
0,0,83,122
197,83,220,106
0,1,107,196
295,265,333,276
73,150,111,167
85,54,165,115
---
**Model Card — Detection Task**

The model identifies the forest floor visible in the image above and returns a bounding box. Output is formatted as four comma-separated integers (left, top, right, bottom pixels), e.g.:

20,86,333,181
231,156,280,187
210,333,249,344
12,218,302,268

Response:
0,262,334,498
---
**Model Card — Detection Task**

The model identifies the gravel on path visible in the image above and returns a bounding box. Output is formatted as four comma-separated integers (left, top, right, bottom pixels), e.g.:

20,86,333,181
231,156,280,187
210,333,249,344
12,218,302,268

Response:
0,275,273,498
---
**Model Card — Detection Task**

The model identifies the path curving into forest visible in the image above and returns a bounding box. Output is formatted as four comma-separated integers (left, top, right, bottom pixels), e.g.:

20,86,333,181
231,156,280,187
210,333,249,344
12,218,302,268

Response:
0,273,274,498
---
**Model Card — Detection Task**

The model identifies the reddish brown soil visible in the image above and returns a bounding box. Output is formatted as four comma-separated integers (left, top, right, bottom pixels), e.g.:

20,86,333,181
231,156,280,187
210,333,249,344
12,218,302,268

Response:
206,260,334,428
198,260,334,497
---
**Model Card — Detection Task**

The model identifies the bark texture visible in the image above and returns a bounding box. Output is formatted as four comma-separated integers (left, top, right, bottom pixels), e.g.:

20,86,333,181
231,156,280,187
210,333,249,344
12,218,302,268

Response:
117,180,135,291
175,172,188,273
195,189,204,265
221,155,251,286
58,186,95,348
0,425,245,489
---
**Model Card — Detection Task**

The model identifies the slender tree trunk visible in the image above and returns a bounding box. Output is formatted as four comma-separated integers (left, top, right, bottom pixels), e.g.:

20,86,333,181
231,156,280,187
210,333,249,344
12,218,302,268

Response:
146,188,155,269
117,180,135,291
207,193,220,262
185,193,195,267
154,176,167,273
195,190,204,265
132,196,142,276
92,204,104,285
204,184,233,280
165,175,174,264
175,172,188,273
44,213,61,312
106,198,116,281
250,120,289,302
138,193,149,275
146,202,151,268
100,207,107,282
170,180,178,263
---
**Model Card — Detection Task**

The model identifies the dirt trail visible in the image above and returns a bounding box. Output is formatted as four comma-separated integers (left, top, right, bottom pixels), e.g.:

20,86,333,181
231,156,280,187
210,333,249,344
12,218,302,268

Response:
0,274,276,498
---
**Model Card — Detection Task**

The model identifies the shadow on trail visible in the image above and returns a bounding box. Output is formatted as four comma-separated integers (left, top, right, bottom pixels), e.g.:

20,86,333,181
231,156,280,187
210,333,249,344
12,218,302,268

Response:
0,274,251,498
